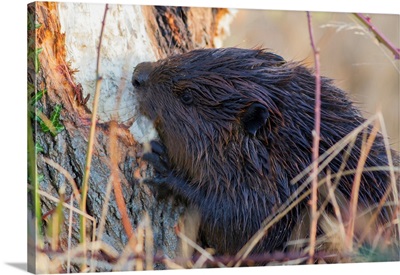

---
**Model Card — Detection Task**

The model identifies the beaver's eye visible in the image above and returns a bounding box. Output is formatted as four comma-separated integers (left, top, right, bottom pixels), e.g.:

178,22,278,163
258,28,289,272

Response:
180,91,193,105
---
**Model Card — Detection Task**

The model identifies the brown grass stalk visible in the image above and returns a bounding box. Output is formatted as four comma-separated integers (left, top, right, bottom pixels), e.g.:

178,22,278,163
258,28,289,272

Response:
96,177,113,239
193,249,217,268
376,113,400,253
79,4,109,270
234,177,318,267
315,138,357,221
309,139,356,250
235,166,395,264
345,120,380,250
113,231,140,271
67,194,74,273
358,177,394,245
50,186,65,251
136,225,144,271
313,202,397,253
89,217,97,272
109,119,140,268
109,121,135,239
163,259,185,269
91,176,114,272
42,156,81,202
235,162,397,266
291,114,379,186
176,228,225,268
115,214,155,271
28,87,43,251
30,186,95,223
143,214,154,270
36,110,58,136
42,241,119,267
325,171,346,239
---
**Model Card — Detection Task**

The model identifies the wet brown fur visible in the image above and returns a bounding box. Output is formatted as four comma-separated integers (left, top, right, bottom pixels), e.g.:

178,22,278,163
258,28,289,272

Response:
132,48,398,257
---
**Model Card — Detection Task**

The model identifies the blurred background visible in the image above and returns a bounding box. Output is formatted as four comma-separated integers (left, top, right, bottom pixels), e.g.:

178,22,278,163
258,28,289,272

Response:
222,9,399,149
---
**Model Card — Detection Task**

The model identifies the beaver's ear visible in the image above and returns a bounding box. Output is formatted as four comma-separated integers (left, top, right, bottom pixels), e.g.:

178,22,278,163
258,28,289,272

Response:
241,103,269,136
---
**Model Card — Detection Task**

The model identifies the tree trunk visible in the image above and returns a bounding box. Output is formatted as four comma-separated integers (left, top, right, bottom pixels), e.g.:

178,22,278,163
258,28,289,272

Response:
28,2,234,273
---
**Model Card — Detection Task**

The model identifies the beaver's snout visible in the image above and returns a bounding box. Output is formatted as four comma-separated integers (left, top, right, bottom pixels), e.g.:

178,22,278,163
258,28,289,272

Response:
132,62,156,89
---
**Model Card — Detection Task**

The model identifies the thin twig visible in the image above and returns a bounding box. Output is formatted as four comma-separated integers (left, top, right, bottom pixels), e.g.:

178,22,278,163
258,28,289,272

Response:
325,171,346,242
92,176,114,272
306,11,322,264
36,109,58,136
113,231,140,271
67,194,74,274
234,171,322,267
109,120,135,239
42,195,73,220
79,4,109,269
291,114,379,185
144,214,154,270
51,187,65,251
354,13,400,60
358,113,399,245
31,187,95,222
315,138,357,225
90,217,97,272
42,156,81,202
376,113,399,236
27,111,43,248
358,176,393,245
136,223,144,271
40,240,119,263
176,227,225,268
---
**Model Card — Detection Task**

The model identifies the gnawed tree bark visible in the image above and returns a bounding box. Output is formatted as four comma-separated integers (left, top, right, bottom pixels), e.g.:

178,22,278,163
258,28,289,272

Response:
28,2,234,273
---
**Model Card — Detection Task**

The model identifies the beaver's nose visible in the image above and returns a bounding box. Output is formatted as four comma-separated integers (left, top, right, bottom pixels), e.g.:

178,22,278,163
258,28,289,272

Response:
132,62,156,89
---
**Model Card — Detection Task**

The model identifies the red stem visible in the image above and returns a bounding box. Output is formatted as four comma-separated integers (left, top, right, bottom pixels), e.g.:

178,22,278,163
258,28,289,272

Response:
306,11,322,265
354,13,400,60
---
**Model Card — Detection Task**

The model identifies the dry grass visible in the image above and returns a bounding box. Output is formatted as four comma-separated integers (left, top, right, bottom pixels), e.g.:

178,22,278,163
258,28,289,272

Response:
78,5,108,269
235,112,399,265
30,110,399,272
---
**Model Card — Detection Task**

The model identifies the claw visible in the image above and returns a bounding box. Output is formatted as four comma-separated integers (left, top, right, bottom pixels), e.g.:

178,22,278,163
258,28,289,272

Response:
140,140,175,199
150,140,167,155
142,139,170,174
142,152,169,175
141,176,172,199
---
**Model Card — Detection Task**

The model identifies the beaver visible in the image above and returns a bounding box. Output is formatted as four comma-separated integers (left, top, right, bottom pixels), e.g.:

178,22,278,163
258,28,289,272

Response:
131,47,398,259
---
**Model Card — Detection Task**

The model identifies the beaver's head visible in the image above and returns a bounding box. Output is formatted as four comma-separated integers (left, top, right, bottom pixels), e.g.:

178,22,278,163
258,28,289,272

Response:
132,48,290,133
132,48,292,186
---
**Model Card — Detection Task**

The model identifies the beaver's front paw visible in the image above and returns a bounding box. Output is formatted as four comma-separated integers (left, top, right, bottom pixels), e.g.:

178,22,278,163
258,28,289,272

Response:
142,140,170,176
141,140,173,199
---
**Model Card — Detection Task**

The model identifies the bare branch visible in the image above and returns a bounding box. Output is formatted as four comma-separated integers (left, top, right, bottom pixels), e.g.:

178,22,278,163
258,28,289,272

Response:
42,156,81,202
80,3,109,270
354,13,400,60
306,11,322,264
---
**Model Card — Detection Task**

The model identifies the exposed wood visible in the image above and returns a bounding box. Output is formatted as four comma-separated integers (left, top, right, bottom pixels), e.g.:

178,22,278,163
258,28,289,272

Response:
28,2,234,272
